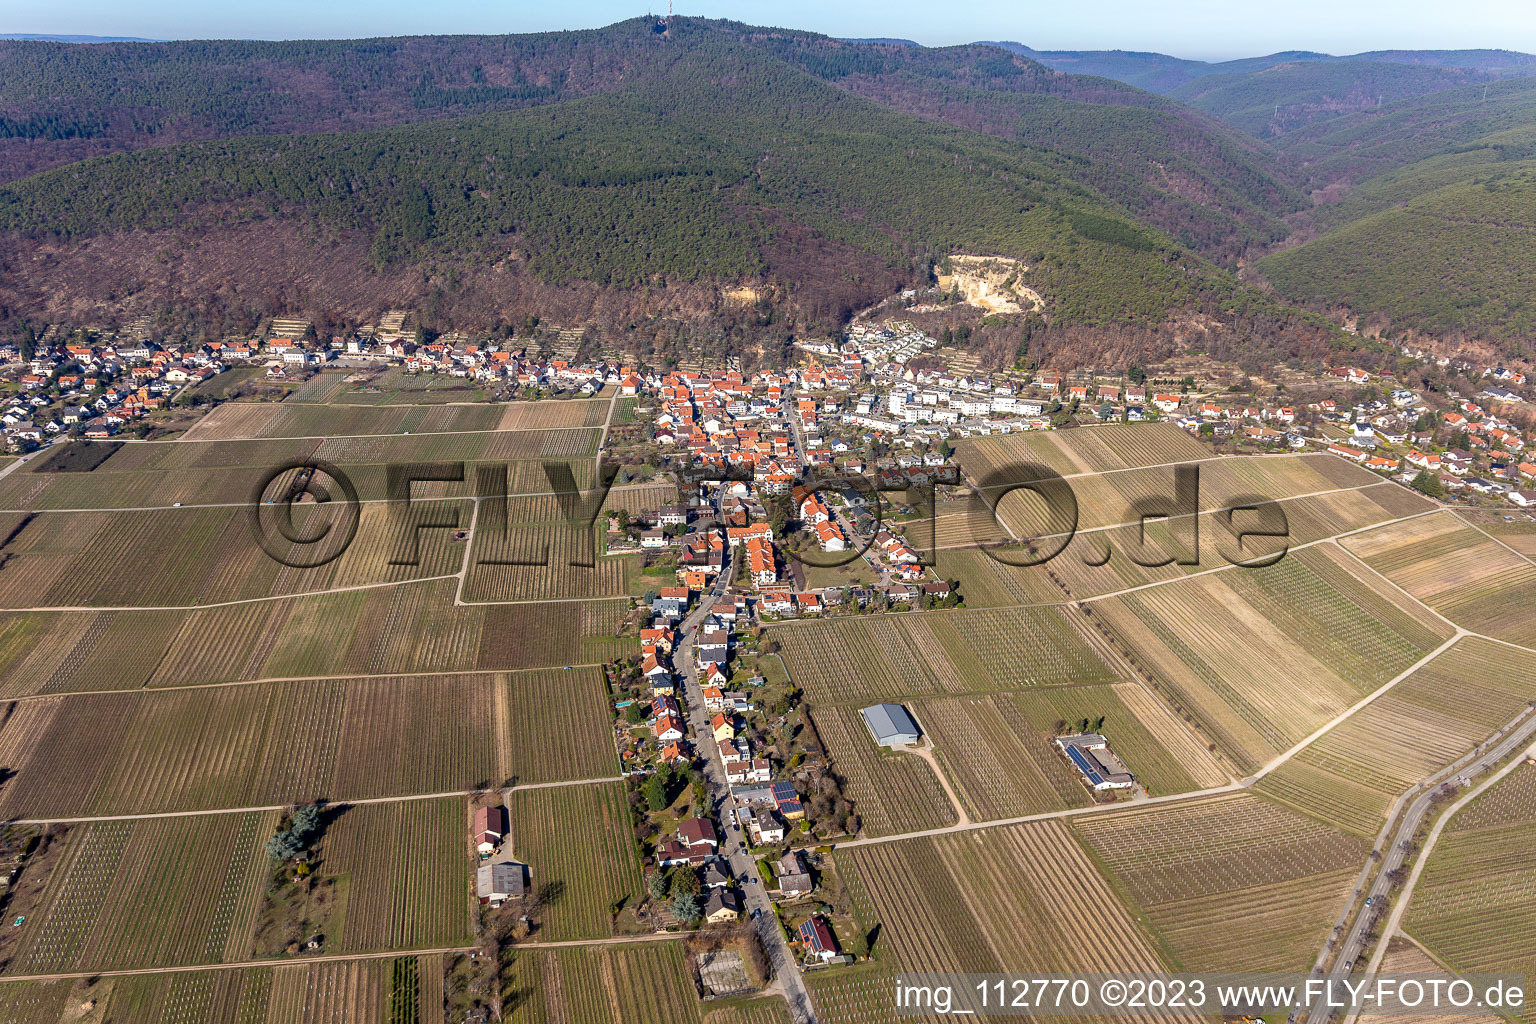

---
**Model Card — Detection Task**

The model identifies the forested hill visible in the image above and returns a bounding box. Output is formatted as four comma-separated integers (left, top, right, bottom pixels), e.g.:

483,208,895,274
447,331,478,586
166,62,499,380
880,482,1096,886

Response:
1255,86,1536,354
0,19,1301,262
0,20,1346,366
1168,61,1498,138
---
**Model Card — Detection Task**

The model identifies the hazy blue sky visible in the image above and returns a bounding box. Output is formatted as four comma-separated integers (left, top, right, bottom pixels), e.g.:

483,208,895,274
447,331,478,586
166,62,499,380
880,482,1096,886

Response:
8,1,1534,61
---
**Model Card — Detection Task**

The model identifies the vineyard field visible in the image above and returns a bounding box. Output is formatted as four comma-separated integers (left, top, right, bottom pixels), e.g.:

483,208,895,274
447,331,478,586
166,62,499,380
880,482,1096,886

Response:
810,705,958,837
1406,764,1536,1024
461,524,631,601
835,819,1184,1023
0,581,633,693
182,401,505,440
510,782,645,942
267,958,393,1024
0,502,470,608
4,811,276,973
0,428,600,509
504,942,702,1024
1093,549,1446,773
1344,512,1536,645
773,605,1113,707
1074,793,1370,971
317,797,475,953
911,695,1088,821
1257,637,1535,835
0,668,615,817
0,968,279,1024
955,422,1212,481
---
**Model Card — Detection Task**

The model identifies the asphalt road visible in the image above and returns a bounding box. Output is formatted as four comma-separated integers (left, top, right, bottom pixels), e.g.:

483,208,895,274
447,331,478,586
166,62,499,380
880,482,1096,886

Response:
1302,709,1536,1024
673,547,817,1024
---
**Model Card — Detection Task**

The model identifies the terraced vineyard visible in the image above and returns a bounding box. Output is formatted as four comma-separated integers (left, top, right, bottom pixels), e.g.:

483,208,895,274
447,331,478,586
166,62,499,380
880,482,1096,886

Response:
811,705,959,837
1074,793,1370,971
510,782,645,942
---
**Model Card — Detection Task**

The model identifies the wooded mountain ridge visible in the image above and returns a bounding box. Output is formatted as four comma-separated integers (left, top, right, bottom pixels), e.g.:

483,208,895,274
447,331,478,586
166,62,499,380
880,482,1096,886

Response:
1,18,1533,365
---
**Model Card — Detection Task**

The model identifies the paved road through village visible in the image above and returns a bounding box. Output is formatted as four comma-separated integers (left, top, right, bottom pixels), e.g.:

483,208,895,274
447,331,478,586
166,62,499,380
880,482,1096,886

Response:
673,544,818,1024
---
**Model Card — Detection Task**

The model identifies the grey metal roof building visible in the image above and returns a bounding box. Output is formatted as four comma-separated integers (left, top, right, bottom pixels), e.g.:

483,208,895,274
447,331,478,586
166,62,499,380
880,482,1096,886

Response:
860,703,921,747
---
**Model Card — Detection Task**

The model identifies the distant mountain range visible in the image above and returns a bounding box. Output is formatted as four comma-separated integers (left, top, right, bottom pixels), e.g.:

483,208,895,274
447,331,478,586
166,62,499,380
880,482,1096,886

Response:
0,33,160,43
979,43,1536,91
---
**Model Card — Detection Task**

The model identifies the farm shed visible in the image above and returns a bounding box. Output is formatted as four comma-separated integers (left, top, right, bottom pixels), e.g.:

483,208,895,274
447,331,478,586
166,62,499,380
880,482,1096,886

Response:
860,703,921,747
1054,733,1136,790
477,860,527,906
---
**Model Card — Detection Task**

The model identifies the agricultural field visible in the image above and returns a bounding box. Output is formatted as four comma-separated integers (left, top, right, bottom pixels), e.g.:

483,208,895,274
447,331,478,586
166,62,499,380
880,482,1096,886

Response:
0,969,278,1024
461,523,633,602
0,501,469,608
313,798,474,953
1462,512,1536,557
955,422,1212,481
286,371,354,403
181,400,504,441
1012,683,1227,795
326,366,497,405
267,958,395,1024
971,448,1394,537
1092,545,1452,773
1343,511,1536,644
3,811,276,973
836,820,1185,1021
810,705,958,837
510,782,645,942
0,667,615,817
900,682,1225,823
0,428,599,509
503,941,703,1024
0,580,635,695
181,393,606,436
0,980,74,1024
910,695,1090,821
943,451,1430,605
773,605,1113,706
1073,793,1371,972
803,963,903,1024
1405,763,1536,1013
1358,941,1504,1024
1257,637,1536,835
